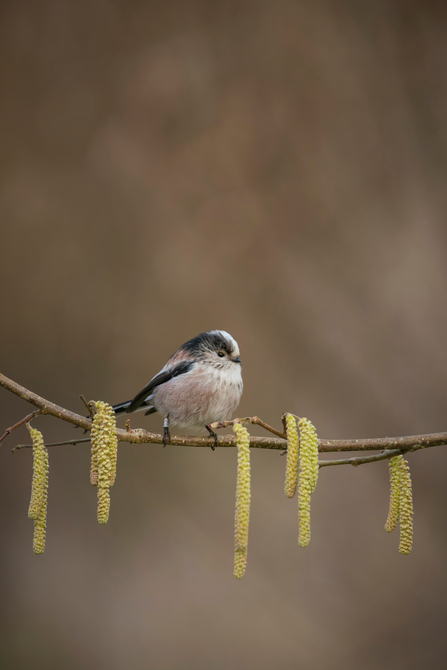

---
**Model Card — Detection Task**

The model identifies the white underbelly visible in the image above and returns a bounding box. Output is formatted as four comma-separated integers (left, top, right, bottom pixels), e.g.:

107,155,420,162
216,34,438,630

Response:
152,365,243,428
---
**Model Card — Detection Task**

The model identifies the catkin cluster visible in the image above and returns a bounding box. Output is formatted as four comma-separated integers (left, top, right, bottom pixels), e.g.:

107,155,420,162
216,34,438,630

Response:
90,401,118,524
27,424,49,554
233,422,251,579
385,454,413,554
297,417,319,547
20,403,418,569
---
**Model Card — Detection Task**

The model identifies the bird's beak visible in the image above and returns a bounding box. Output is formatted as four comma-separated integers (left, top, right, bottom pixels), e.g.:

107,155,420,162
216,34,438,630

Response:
233,357,241,363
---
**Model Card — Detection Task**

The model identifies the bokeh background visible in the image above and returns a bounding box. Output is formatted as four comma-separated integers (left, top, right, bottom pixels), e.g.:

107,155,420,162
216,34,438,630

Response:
2,1,447,668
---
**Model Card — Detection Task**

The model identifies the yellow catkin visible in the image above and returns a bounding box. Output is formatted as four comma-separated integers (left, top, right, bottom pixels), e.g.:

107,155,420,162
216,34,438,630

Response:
398,457,413,555
27,424,49,555
28,425,46,520
234,549,247,579
90,426,99,486
297,475,311,547
298,418,319,493
33,516,47,554
385,455,402,533
233,422,251,579
108,422,118,487
297,418,319,547
97,484,111,525
284,414,299,498
90,401,118,523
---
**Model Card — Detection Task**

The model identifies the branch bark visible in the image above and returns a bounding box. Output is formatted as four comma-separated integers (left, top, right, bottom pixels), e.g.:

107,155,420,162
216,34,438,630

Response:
2,371,447,456
319,449,407,468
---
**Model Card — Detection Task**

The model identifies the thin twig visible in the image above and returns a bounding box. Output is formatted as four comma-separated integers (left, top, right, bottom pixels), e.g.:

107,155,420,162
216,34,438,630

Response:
281,413,289,438
12,436,92,452
212,416,285,438
80,395,94,419
319,449,404,468
0,410,41,445
248,416,286,438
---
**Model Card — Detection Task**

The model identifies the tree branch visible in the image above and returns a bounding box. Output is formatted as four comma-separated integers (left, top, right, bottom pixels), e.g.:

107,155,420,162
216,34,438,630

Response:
2,371,447,456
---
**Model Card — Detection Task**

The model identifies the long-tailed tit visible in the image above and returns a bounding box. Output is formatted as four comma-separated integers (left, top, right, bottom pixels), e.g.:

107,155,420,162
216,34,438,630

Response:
113,330,243,448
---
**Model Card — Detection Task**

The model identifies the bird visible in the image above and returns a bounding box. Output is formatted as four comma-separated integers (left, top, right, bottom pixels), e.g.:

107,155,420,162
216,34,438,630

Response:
112,330,243,449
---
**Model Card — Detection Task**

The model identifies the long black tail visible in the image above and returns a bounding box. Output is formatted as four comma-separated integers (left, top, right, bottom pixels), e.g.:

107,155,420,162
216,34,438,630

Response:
112,400,132,415
112,400,157,416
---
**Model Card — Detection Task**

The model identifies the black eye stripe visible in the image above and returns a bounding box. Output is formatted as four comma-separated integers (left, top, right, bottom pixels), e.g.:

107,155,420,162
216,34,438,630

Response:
215,341,231,354
180,331,236,358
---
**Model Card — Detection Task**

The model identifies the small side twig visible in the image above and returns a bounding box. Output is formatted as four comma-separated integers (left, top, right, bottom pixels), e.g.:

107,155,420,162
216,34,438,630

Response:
319,448,406,468
281,413,288,438
12,436,93,453
249,416,286,439
80,395,95,419
212,416,285,439
0,410,41,446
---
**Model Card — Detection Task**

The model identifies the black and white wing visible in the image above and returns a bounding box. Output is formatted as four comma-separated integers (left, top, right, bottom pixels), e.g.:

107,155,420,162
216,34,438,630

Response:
125,360,194,414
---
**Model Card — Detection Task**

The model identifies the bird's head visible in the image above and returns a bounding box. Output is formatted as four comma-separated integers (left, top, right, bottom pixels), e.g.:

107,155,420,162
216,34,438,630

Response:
182,330,242,369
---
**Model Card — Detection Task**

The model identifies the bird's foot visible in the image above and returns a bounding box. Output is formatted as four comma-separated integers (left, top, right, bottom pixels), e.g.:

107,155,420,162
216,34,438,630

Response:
206,425,218,451
163,426,171,447
163,416,171,447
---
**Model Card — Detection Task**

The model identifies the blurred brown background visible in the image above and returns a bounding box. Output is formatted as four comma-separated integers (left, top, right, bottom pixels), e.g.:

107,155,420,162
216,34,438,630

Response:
2,0,447,668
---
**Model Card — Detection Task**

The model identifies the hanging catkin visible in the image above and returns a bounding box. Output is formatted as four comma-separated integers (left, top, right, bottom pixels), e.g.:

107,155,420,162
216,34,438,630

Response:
27,424,49,554
297,417,319,547
233,422,251,579
90,401,118,524
384,454,413,554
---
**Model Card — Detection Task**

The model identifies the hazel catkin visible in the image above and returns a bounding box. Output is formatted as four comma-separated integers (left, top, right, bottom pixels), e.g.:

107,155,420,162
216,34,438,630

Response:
27,424,49,554
297,417,319,547
233,422,251,579
90,401,118,524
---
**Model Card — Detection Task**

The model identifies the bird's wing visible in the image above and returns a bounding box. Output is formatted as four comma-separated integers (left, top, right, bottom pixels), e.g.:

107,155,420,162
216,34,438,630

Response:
126,360,194,413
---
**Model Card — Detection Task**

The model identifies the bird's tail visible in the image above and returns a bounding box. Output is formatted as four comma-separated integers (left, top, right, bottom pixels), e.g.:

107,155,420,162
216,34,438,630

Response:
112,400,132,415
112,400,157,416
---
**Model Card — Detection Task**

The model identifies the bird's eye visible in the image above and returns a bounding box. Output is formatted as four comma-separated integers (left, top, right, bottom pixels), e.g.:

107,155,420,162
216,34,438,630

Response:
217,351,225,358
